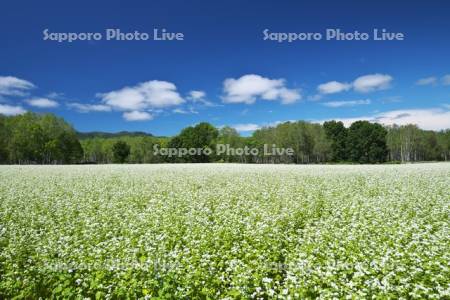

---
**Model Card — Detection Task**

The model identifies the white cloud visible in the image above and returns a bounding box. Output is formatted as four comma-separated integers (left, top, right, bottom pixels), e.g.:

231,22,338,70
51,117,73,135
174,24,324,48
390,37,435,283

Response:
277,88,301,104
316,107,450,131
322,99,371,108
26,97,59,108
231,123,261,132
187,90,217,106
0,76,35,96
317,116,366,128
416,76,437,86
315,74,392,97
67,103,112,113
98,80,184,111
415,75,450,86
223,74,301,104
122,111,153,121
353,74,392,93
442,74,450,85
0,104,26,116
373,108,450,130
188,90,206,101
317,81,351,94
230,120,288,132
173,107,198,114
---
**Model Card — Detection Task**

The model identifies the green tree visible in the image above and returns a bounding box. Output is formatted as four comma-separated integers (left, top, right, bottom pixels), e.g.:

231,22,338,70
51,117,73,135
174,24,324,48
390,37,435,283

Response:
112,141,130,163
165,136,184,163
0,112,84,164
437,130,450,161
176,122,218,162
217,126,241,162
0,115,8,163
346,121,388,163
309,123,331,163
323,121,348,162
37,114,83,163
57,131,84,163
8,113,47,163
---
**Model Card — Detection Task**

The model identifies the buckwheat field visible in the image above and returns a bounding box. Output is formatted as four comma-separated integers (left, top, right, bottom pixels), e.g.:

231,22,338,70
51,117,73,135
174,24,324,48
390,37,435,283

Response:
0,163,449,299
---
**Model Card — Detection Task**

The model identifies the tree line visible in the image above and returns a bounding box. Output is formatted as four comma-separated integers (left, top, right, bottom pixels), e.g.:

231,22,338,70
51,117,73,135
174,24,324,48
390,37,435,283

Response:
1,112,449,164
0,113,83,164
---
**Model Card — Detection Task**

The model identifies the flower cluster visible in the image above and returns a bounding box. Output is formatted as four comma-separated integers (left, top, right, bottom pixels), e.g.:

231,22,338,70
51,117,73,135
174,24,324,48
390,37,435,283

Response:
0,163,449,298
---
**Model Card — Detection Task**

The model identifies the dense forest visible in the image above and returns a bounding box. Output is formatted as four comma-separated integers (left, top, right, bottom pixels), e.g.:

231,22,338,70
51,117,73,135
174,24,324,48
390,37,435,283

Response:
1,112,450,164
0,113,83,164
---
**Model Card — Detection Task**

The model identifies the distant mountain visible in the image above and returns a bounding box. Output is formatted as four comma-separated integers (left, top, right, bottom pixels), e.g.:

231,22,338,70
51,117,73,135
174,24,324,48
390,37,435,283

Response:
77,131,153,139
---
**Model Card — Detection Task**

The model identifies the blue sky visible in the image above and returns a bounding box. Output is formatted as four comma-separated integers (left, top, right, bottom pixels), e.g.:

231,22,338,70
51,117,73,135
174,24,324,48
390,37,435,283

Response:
1,0,450,136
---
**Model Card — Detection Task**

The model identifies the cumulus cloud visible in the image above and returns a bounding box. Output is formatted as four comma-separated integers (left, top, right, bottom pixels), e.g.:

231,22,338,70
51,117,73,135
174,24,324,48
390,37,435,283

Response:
67,103,112,113
0,104,26,116
322,99,371,108
188,90,206,101
231,123,261,132
416,76,437,86
316,107,450,131
317,81,351,94
122,111,153,121
315,74,393,98
98,80,184,111
68,80,186,121
0,76,35,96
223,74,301,105
353,74,392,93
25,97,59,108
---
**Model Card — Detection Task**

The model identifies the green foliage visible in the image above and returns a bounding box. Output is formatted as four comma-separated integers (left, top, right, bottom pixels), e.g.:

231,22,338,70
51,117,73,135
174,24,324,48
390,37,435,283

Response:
80,136,166,164
323,120,347,161
346,121,388,163
217,126,243,162
386,125,450,162
1,112,450,165
112,141,131,163
250,121,331,163
0,112,83,164
0,116,9,163
77,131,153,140
167,122,218,163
